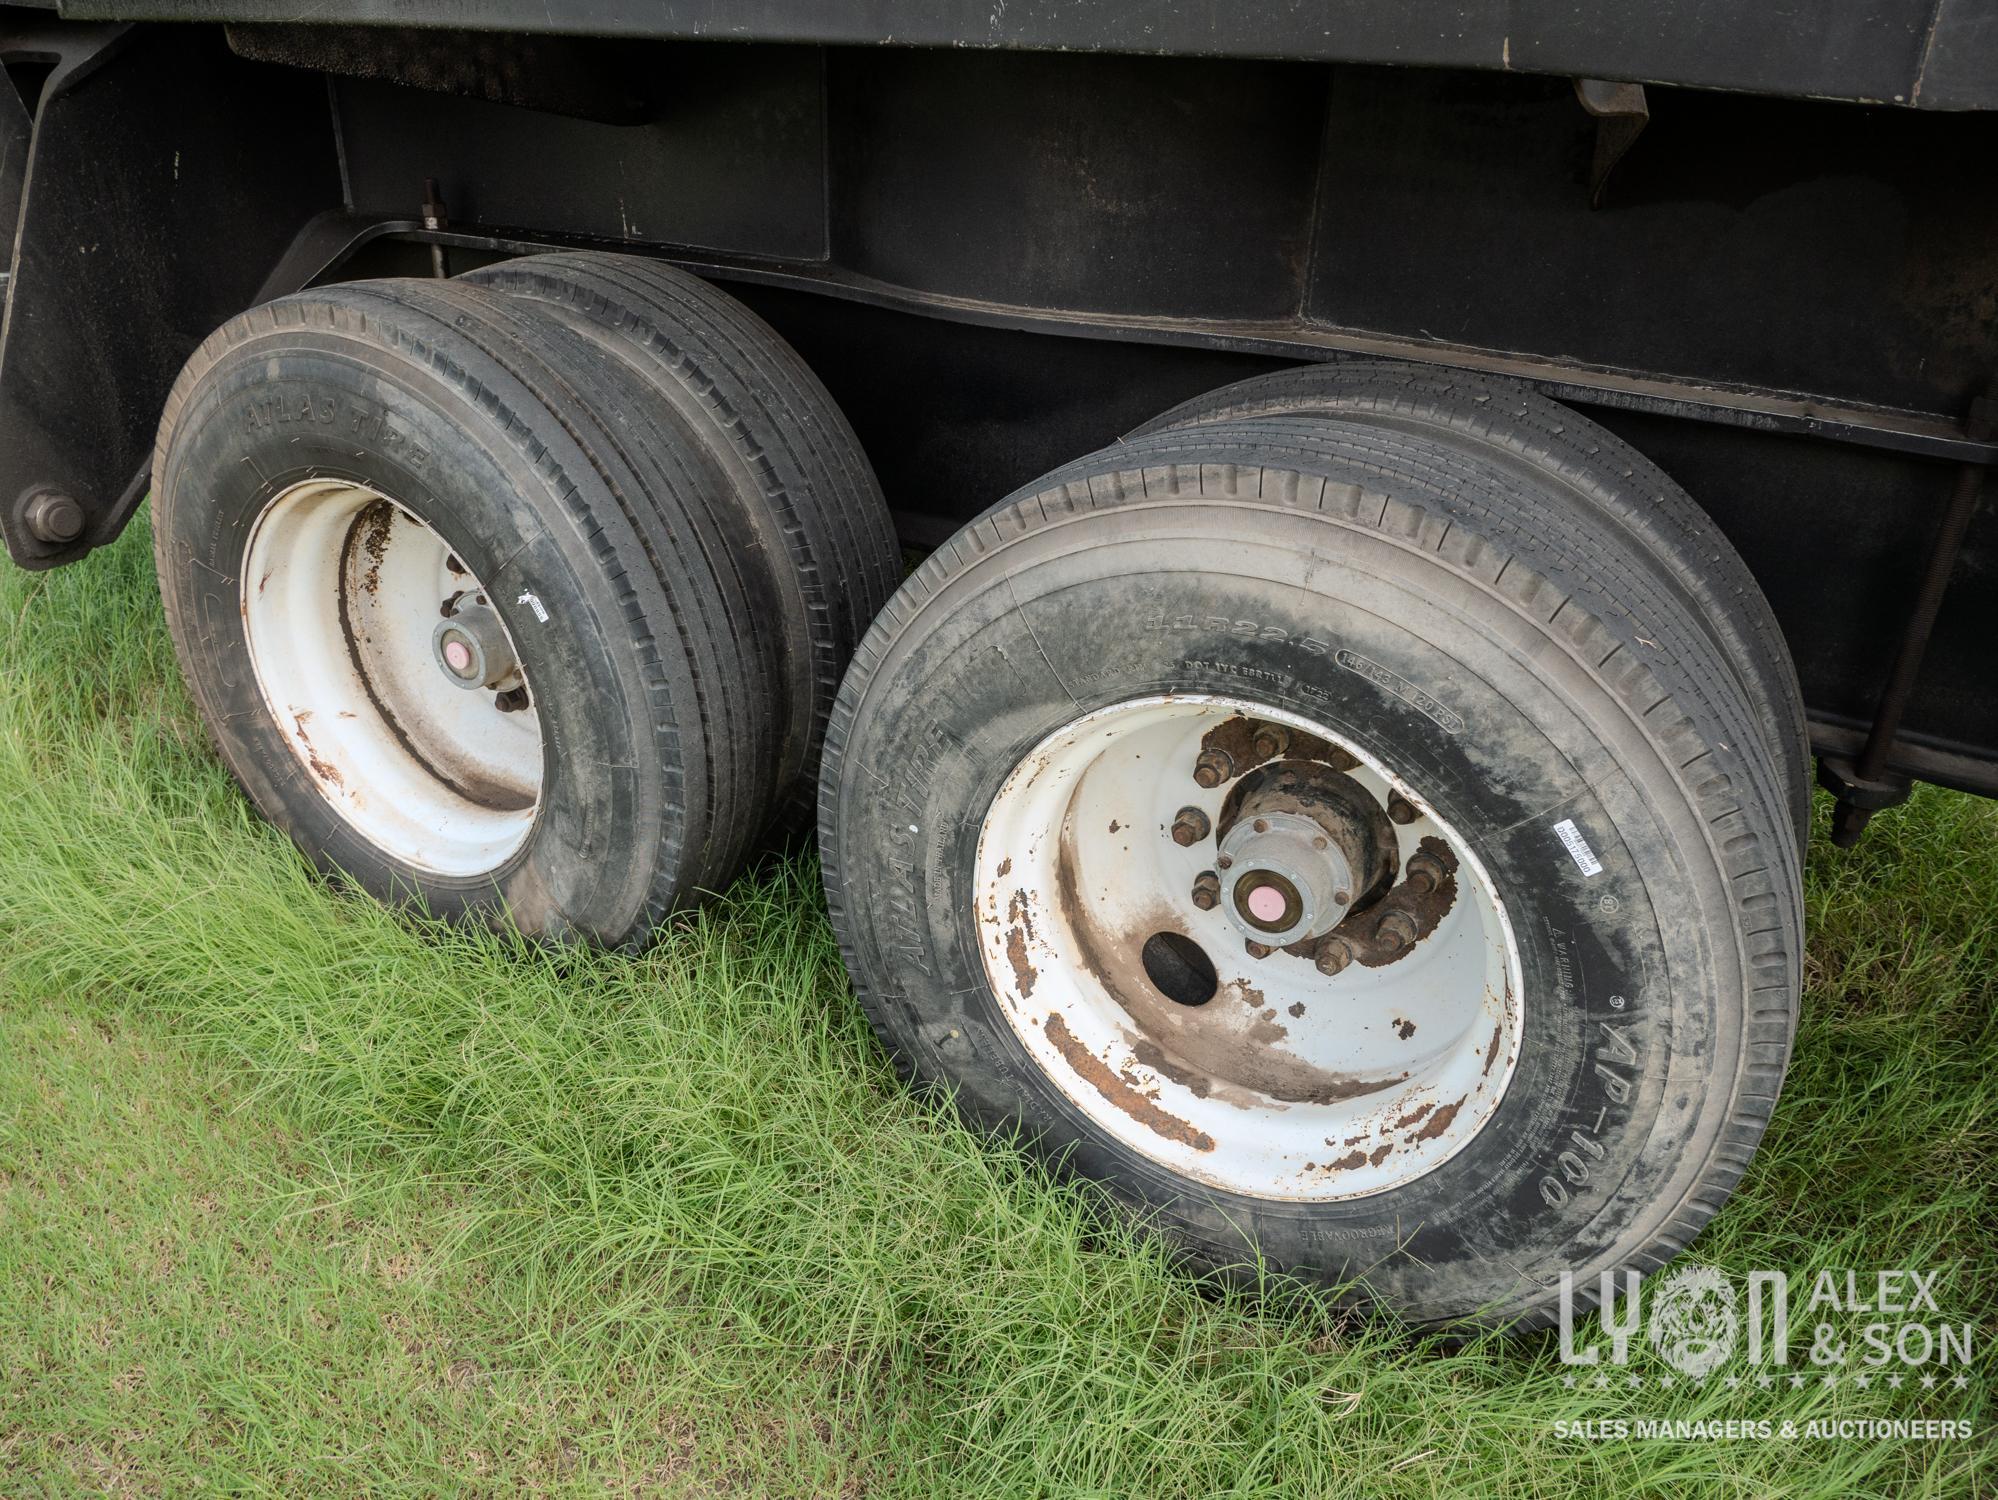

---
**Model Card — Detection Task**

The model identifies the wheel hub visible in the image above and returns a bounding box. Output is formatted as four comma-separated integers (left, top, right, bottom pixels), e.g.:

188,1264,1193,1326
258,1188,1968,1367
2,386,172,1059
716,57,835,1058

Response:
432,601,520,690
1213,757,1394,949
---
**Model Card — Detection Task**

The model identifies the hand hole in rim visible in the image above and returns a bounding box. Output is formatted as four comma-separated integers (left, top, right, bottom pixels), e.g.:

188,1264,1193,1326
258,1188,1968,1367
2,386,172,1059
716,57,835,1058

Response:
1141,931,1219,1007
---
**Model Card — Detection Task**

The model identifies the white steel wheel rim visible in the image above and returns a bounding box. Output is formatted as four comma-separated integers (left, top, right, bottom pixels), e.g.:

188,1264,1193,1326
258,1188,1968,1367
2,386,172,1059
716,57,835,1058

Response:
975,695,1522,1201
241,480,542,876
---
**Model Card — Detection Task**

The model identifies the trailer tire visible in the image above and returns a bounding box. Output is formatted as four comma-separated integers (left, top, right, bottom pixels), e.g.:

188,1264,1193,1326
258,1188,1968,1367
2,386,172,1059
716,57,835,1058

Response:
821,417,1801,1327
152,277,784,946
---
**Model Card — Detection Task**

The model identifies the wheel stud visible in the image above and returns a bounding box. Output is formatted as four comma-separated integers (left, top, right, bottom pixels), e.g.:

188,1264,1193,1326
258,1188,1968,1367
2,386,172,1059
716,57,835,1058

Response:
1388,792,1419,824
1374,909,1419,952
1252,723,1289,759
1314,935,1355,977
1190,870,1221,910
1192,747,1235,788
1244,937,1274,960
1171,806,1211,845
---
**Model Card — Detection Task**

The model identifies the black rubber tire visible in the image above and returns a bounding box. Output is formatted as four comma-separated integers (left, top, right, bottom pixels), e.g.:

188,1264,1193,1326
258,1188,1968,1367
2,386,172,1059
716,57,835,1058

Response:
463,252,901,826
1131,362,1812,851
153,277,783,946
821,418,1803,1328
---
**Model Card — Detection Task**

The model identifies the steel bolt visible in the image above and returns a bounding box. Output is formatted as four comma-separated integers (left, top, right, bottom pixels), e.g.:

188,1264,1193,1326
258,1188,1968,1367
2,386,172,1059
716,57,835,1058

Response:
1190,870,1221,910
1333,887,1352,906
1252,724,1289,759
1374,909,1420,952
22,490,86,545
1170,805,1212,846
1314,935,1355,977
1192,747,1235,788
1244,938,1274,960
1387,792,1419,825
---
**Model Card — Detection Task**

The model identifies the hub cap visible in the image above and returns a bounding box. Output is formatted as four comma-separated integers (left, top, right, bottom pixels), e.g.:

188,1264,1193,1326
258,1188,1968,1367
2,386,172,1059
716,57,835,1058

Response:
975,695,1522,1201
241,480,542,875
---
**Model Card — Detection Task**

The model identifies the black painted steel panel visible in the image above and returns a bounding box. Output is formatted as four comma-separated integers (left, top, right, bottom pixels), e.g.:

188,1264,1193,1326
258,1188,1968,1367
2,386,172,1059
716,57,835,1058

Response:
56,0,1996,110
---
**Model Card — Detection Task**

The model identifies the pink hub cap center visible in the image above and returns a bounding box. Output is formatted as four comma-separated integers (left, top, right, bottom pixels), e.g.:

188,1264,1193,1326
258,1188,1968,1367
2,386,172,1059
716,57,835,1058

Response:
1246,883,1288,923
444,639,473,673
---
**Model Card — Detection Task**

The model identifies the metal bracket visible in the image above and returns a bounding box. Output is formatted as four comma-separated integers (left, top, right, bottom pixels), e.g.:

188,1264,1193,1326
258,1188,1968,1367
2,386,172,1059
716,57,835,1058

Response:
1574,78,1649,208
1820,393,1993,846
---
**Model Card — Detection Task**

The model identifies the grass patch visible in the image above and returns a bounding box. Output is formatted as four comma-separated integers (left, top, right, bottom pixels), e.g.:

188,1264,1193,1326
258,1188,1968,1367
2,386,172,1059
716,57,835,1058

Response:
0,517,1991,1496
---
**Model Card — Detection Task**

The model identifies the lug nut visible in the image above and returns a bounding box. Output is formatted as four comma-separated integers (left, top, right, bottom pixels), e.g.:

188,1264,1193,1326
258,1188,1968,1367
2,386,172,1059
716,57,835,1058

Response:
1387,792,1419,825
1244,938,1274,960
1374,909,1419,952
1405,849,1447,895
1171,806,1211,846
1192,747,1235,789
1252,724,1289,759
1190,870,1221,910
1314,935,1355,977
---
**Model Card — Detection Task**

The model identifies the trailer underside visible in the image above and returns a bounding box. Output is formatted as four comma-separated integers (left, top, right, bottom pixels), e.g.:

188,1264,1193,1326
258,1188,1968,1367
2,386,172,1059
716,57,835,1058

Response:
2,15,1994,806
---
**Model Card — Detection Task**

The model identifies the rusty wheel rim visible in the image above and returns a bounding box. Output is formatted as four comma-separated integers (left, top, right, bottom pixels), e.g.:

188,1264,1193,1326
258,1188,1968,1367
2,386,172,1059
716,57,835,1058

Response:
976,695,1522,1201
241,479,542,875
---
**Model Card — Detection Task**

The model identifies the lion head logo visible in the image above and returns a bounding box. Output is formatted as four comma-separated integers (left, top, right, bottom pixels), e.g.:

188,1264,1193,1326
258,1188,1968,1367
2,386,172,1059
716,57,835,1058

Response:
1647,1265,1738,1377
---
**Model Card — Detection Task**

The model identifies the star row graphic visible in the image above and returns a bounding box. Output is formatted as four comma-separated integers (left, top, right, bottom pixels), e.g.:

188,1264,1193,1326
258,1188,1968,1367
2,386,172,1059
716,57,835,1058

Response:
1559,1370,1973,1390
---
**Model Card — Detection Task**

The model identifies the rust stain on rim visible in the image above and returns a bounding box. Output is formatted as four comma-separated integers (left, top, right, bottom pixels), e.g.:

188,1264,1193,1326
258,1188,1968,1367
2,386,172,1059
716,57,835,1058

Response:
1043,1013,1215,1152
291,710,344,788
355,499,393,597
1004,889,1039,997
1411,1096,1465,1143
1005,926,1038,998
1129,1038,1214,1099
1348,834,1461,969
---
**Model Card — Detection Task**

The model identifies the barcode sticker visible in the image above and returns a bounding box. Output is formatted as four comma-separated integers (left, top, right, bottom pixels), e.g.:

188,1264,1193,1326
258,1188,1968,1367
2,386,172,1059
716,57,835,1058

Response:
1554,818,1603,877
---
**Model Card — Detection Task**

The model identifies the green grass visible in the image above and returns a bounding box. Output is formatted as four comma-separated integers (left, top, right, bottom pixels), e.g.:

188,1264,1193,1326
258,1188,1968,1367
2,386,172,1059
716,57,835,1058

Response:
0,517,1990,1497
